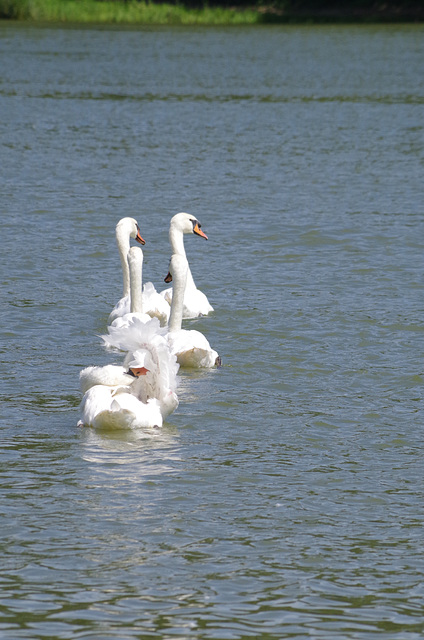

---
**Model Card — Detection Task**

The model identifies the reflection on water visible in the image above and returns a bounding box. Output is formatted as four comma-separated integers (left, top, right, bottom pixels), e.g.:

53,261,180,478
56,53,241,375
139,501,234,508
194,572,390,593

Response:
80,423,181,475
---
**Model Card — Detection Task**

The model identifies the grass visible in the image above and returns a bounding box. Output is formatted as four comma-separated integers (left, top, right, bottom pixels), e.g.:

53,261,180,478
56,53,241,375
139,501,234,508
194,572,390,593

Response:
1,0,422,25
0,0,262,25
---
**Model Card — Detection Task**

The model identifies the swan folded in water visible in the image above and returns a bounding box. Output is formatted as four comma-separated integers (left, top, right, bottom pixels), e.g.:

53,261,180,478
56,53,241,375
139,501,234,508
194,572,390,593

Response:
78,344,179,429
81,261,179,429
160,212,214,319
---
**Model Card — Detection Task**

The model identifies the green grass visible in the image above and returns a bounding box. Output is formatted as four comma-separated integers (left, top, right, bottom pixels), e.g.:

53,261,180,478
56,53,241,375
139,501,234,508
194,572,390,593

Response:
0,0,261,25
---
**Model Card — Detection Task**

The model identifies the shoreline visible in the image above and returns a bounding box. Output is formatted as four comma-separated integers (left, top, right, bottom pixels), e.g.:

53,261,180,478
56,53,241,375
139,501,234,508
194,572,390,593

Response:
1,0,423,25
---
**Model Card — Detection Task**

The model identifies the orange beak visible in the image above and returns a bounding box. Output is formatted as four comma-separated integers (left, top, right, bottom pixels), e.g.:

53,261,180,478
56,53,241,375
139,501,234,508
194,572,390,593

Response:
135,225,146,246
129,366,149,377
193,222,208,240
164,271,172,284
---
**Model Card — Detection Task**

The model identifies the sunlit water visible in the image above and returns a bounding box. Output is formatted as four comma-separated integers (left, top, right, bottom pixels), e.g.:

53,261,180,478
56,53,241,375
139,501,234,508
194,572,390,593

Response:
1,22,423,639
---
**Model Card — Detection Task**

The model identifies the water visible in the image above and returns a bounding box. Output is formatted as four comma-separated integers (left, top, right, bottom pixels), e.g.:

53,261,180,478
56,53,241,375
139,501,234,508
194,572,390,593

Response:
1,22,424,639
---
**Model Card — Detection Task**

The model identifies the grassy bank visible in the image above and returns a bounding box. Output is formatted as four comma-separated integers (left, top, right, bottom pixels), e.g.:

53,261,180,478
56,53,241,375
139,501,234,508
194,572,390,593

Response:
1,0,423,25
0,0,260,25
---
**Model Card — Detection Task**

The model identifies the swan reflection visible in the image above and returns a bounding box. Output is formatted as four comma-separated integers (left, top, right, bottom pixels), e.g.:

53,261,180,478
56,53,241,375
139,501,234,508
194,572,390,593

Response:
80,422,181,478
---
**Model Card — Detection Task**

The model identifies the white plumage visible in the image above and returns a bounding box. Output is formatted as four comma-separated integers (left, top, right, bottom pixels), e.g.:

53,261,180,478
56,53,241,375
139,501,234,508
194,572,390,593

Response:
109,217,170,326
160,212,214,318
166,253,220,368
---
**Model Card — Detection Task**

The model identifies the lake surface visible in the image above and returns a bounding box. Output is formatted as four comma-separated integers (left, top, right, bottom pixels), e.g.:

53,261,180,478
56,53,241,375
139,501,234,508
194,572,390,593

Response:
1,21,423,639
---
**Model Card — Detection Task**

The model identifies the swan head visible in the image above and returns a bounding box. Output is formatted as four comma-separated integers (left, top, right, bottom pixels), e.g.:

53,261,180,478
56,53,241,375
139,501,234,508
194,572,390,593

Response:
127,366,149,378
164,253,188,284
116,217,145,245
127,348,155,377
170,212,208,240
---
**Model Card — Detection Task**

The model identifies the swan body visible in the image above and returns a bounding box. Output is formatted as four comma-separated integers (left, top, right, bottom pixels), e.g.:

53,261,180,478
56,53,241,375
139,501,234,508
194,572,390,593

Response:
108,246,152,333
101,315,180,417
142,281,170,326
80,384,164,430
160,212,214,318
78,344,178,429
79,364,133,395
102,316,179,408
166,253,220,368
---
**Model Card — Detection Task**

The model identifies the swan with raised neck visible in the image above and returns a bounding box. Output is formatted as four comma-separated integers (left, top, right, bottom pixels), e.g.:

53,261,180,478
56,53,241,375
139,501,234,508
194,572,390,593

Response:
108,217,145,322
116,217,145,299
161,212,214,318
165,253,220,368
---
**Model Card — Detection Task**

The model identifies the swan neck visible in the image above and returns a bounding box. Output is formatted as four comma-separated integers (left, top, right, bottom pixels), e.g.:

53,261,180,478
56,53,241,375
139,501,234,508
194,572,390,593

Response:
185,265,196,290
129,251,143,314
116,226,131,297
169,226,186,256
168,257,188,333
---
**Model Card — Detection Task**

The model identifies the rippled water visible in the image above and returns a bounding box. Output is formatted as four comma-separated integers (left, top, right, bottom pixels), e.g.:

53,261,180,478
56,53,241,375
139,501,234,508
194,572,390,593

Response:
1,22,424,639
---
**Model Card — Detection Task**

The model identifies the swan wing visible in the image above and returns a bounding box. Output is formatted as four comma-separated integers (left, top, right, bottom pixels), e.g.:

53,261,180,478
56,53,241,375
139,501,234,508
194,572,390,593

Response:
108,295,130,323
143,282,170,326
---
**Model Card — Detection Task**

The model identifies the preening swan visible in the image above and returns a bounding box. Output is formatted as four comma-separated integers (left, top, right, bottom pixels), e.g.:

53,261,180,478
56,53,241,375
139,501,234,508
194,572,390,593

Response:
79,379,164,430
108,218,170,326
166,253,220,368
160,212,214,318
78,343,179,429
79,363,137,395
102,295,180,419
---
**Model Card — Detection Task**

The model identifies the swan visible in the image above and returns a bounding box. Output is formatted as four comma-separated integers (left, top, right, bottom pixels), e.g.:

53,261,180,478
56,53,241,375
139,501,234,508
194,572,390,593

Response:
101,259,180,416
79,383,164,430
79,363,137,395
160,212,214,318
78,345,179,429
103,254,220,369
166,253,221,368
108,246,153,332
102,314,179,415
79,351,163,429
108,218,170,326
108,217,145,323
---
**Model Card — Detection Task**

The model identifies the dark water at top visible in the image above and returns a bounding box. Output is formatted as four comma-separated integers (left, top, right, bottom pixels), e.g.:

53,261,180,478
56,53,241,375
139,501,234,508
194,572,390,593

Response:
0,22,423,639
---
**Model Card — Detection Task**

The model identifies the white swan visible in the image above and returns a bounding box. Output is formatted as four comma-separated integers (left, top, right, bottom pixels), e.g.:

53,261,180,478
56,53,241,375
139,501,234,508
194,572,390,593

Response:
109,218,170,326
102,314,179,411
78,345,179,429
108,246,152,332
160,212,214,318
166,253,220,368
101,249,180,416
109,217,145,323
79,363,137,395
103,254,220,369
79,383,164,430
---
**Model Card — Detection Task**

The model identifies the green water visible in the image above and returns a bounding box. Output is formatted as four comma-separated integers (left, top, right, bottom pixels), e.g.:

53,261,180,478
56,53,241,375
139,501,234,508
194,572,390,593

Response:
1,23,423,639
